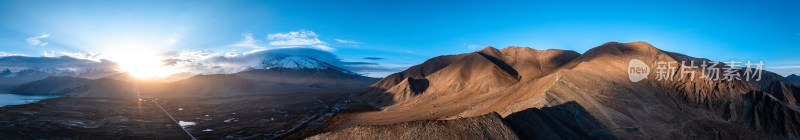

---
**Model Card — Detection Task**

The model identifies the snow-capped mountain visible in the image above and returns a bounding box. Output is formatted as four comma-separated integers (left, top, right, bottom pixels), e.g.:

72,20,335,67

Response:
256,56,357,75
0,67,119,89
0,67,115,78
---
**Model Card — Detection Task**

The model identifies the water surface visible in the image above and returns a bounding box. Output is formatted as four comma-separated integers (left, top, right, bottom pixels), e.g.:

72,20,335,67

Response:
0,93,60,107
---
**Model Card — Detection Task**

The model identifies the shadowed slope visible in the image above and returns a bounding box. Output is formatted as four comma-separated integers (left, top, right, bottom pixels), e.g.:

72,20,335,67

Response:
308,112,518,140
503,101,618,140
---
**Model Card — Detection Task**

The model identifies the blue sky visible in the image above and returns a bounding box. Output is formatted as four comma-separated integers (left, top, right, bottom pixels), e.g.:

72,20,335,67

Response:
0,0,799,77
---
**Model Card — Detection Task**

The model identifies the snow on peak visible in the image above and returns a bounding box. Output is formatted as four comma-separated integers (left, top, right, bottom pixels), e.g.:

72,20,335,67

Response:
259,56,332,69
256,56,357,75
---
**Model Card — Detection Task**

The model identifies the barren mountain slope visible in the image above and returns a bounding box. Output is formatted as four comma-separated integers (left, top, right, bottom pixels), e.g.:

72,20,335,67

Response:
348,46,583,125
341,41,800,139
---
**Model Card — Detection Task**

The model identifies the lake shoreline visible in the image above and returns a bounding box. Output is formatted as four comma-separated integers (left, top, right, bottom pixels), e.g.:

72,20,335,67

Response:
0,93,60,107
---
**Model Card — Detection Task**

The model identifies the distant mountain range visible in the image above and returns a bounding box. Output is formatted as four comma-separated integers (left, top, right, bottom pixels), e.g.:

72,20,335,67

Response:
0,68,119,90
2,54,379,98
321,41,800,139
788,74,800,86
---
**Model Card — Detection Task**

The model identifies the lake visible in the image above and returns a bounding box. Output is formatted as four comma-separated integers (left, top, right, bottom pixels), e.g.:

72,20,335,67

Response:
0,93,60,107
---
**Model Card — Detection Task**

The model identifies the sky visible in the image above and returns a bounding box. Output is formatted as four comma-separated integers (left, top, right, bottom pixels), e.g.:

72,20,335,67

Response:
0,0,799,77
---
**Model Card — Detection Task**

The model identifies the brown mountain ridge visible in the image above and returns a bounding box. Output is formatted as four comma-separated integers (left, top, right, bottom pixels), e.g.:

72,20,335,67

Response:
330,41,800,139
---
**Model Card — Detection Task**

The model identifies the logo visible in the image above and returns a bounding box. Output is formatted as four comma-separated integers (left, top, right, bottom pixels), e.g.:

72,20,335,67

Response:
628,59,649,82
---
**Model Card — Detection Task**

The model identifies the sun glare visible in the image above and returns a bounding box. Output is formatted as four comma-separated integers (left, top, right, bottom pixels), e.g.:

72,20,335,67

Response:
108,49,174,79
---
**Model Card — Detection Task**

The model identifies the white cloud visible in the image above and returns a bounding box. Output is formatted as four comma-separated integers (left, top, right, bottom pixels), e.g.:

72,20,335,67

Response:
314,45,335,51
41,50,55,57
769,65,800,69
467,44,480,50
267,30,324,46
232,33,265,48
0,52,26,57
463,40,487,50
234,30,336,52
27,33,50,46
243,48,269,55
334,39,359,44
265,30,334,51
60,52,104,61
766,65,800,77
158,50,234,74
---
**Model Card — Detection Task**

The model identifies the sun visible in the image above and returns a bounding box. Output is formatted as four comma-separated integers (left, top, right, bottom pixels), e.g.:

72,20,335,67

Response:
108,49,174,79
